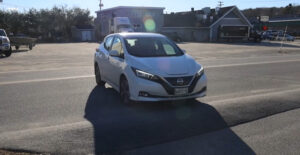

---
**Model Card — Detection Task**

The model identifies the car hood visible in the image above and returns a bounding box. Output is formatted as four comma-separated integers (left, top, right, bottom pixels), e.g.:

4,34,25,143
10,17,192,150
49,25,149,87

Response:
128,54,199,76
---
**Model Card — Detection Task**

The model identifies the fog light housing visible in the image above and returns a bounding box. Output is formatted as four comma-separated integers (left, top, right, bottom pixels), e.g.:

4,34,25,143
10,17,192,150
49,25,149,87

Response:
139,91,150,97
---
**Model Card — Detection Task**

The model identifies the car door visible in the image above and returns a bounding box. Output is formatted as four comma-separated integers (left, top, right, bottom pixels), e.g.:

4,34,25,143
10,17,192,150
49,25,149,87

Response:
96,35,114,81
107,36,125,87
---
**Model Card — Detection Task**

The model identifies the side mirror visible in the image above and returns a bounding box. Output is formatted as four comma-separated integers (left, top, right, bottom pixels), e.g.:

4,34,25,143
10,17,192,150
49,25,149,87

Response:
182,49,187,53
96,48,100,52
110,50,120,57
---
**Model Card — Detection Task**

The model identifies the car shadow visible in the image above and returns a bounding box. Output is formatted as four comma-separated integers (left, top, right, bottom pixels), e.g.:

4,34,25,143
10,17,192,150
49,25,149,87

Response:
12,49,29,53
84,86,255,154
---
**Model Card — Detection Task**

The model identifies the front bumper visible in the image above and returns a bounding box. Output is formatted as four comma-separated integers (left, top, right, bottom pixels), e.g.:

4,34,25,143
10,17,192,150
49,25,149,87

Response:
0,44,11,51
129,73,207,102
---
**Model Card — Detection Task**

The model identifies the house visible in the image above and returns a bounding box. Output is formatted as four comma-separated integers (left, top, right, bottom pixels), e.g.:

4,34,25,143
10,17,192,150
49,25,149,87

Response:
162,6,252,42
95,6,165,38
71,25,95,42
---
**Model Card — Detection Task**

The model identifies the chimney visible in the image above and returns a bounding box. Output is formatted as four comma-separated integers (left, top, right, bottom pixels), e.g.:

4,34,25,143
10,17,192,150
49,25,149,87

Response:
191,7,194,12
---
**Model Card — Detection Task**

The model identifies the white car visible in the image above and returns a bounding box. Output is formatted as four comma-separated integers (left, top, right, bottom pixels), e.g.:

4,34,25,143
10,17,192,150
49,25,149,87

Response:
276,34,295,41
0,29,12,57
94,33,207,103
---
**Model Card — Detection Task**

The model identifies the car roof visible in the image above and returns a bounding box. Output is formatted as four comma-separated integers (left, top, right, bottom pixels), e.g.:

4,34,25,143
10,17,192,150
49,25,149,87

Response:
116,32,165,38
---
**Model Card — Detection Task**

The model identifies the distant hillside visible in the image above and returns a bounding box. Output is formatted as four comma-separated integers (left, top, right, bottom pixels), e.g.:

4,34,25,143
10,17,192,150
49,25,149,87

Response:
242,4,300,19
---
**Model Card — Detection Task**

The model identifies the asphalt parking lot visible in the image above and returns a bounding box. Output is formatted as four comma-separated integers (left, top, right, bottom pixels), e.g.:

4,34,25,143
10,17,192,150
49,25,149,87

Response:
0,40,300,154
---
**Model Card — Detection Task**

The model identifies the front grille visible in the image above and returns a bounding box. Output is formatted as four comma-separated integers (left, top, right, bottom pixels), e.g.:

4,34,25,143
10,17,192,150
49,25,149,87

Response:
154,74,203,95
164,76,193,86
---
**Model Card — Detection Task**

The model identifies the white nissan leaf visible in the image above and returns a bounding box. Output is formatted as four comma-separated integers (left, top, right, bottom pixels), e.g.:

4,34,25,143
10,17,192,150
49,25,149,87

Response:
94,33,207,103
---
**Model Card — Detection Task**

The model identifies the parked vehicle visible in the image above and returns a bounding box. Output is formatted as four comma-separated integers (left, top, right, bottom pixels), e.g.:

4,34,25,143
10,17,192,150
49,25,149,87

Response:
112,17,134,33
94,33,207,103
9,34,37,50
262,31,276,40
0,29,12,57
101,17,134,38
275,34,295,41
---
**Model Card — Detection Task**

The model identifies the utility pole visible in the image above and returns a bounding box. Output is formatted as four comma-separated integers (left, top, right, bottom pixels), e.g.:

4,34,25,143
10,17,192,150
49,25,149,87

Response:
218,1,224,8
99,0,103,11
99,0,104,21
98,0,104,40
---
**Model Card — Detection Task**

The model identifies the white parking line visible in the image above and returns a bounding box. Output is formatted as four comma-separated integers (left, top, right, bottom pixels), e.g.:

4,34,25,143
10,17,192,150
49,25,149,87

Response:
205,59,300,68
0,59,299,86
0,75,94,86
0,58,299,74
0,121,92,141
0,66,92,74
208,87,300,105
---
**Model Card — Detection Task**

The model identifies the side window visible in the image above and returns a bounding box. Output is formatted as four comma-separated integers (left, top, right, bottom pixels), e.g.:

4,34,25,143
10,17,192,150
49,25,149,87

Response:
160,39,176,55
163,44,176,55
104,36,114,50
111,37,123,55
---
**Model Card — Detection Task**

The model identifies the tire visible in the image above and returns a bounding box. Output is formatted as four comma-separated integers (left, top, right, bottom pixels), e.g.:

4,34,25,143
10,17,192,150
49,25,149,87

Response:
94,64,105,86
15,46,19,50
29,44,33,50
120,77,132,104
186,98,196,103
4,47,12,57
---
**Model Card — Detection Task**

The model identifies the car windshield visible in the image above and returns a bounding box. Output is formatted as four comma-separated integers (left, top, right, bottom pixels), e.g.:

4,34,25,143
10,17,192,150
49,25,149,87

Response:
124,36,183,57
0,30,6,36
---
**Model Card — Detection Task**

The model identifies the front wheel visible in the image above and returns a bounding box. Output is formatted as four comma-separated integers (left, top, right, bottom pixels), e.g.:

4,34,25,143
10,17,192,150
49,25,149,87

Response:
94,64,105,86
29,44,33,50
4,47,12,57
120,78,132,104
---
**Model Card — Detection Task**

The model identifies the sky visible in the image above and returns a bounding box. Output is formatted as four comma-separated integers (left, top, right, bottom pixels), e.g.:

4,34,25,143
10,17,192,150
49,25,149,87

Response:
0,0,299,16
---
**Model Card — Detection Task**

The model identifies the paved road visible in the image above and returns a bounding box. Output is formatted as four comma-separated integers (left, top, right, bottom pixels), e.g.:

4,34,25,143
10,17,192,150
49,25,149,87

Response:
0,42,299,154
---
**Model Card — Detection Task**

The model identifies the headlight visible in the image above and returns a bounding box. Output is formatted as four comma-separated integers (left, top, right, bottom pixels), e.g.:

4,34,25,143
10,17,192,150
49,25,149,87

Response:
132,68,159,81
2,38,10,44
196,66,204,77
